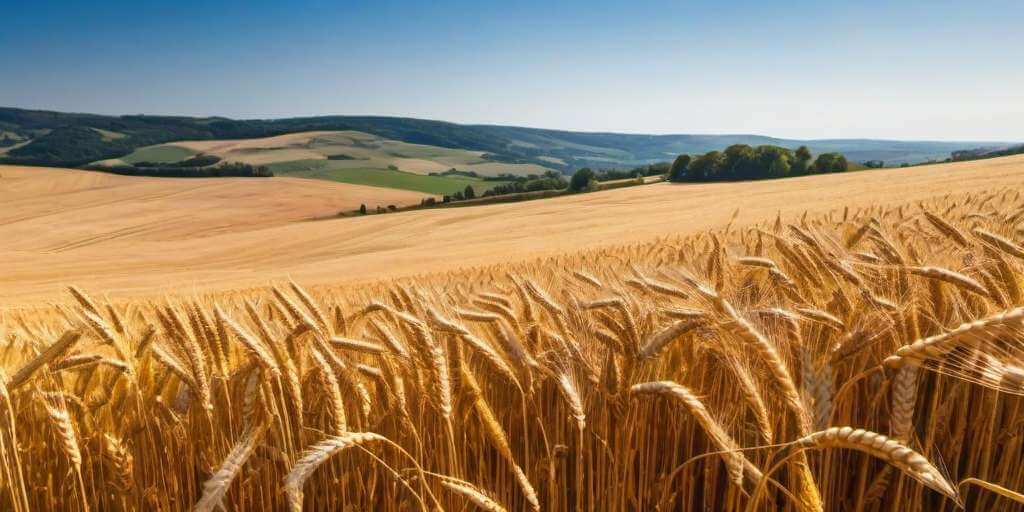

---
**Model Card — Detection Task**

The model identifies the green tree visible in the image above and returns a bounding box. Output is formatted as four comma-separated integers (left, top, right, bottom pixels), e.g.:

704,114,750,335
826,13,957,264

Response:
668,154,692,182
569,168,597,192
793,145,812,175
834,154,849,172
723,144,757,179
463,184,476,200
755,145,792,178
359,204,367,215
687,151,724,180
813,152,849,173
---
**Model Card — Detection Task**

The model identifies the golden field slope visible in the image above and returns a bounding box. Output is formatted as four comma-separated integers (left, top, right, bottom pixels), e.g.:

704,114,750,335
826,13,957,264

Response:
0,165,428,240
3,155,1024,305
2,184,1024,510
0,166,430,303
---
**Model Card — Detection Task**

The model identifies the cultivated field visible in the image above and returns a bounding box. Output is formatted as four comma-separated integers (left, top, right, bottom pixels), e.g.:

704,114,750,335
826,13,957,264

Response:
3,156,1023,305
0,165,428,288
97,130,552,194
2,156,1024,511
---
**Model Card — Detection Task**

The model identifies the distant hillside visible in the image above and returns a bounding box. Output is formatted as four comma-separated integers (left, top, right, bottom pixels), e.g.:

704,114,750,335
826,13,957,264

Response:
0,107,1009,171
952,143,1024,162
92,131,539,195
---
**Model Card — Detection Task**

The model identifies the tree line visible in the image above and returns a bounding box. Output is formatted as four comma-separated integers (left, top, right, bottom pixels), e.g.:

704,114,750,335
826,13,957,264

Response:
666,144,848,182
86,162,273,178
444,166,623,203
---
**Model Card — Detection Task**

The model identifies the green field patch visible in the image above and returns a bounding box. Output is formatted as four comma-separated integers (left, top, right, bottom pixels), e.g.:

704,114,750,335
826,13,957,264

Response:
265,159,331,173
122,145,199,164
462,161,555,177
269,159,507,195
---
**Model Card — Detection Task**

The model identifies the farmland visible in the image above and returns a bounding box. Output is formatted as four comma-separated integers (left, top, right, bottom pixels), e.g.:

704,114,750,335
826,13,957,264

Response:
2,155,1024,510
0,165,427,265
120,144,198,165
91,130,537,194
102,130,553,179
265,160,506,196
3,155,1024,304
5,1,1020,509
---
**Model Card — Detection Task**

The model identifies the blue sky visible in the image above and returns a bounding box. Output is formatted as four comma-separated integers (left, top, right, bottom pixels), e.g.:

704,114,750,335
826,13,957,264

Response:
1,0,1021,140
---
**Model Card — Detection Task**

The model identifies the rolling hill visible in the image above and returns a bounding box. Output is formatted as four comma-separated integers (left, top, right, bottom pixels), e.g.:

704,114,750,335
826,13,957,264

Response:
1,106,1009,171
94,130,547,195
3,154,1023,305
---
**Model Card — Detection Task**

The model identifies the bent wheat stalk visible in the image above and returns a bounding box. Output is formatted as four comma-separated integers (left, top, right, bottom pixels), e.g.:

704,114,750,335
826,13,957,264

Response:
7,330,82,390
283,432,388,512
194,425,266,512
747,427,958,511
631,381,762,488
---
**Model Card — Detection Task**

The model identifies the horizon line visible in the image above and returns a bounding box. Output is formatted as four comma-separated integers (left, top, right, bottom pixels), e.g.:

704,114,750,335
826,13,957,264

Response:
1,104,1018,145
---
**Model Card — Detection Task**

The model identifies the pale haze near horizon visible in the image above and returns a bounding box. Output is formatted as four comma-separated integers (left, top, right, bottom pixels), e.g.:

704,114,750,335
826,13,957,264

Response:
1,0,1021,142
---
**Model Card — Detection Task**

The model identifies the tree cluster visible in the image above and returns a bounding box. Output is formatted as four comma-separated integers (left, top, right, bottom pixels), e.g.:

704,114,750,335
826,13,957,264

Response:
594,162,669,181
429,168,481,179
481,171,568,198
667,144,848,182
568,168,597,192
86,162,272,178
443,185,479,203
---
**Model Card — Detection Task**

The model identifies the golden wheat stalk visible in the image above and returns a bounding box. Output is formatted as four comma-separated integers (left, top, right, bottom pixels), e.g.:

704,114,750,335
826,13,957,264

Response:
794,427,956,500
283,432,388,512
194,425,266,512
7,330,81,390
630,381,762,488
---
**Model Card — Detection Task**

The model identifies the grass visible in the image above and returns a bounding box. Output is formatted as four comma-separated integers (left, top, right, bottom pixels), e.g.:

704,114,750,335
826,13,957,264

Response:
121,144,198,164
269,159,507,195
263,159,332,174
3,189,1024,511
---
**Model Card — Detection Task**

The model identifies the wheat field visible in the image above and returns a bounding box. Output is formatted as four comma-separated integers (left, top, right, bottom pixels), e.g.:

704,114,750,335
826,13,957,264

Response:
4,156,1024,304
3,179,1024,510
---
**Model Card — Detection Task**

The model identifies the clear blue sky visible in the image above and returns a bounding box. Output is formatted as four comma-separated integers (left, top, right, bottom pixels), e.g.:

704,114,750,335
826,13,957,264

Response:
2,0,1021,140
